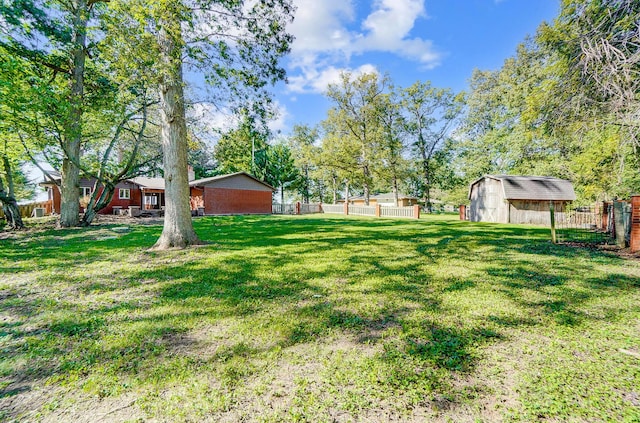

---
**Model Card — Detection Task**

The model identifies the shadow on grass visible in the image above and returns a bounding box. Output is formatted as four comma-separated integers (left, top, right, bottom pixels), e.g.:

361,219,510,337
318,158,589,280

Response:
1,214,639,419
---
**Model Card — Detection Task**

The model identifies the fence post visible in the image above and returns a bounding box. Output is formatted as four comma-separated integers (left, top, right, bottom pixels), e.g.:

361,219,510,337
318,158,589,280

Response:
459,205,466,221
413,205,420,219
296,202,301,215
550,201,556,244
613,201,627,248
375,204,381,217
631,196,640,253
343,202,349,216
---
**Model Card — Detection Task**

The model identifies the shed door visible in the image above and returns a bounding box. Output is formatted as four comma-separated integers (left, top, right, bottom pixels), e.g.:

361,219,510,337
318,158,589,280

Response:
485,184,498,222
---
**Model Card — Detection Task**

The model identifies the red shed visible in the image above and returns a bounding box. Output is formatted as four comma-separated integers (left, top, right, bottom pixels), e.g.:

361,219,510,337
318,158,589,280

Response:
189,172,274,215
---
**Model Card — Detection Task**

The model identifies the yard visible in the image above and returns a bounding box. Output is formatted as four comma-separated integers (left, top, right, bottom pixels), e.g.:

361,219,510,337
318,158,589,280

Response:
1,214,639,422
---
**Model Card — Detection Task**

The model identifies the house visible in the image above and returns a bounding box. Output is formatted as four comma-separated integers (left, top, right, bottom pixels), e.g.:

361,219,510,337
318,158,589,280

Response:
468,175,576,225
41,169,274,216
41,174,166,215
339,193,419,207
189,172,274,215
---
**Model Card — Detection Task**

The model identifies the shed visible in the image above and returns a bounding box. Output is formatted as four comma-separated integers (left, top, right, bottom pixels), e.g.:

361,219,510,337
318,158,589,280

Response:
189,172,274,215
468,175,576,225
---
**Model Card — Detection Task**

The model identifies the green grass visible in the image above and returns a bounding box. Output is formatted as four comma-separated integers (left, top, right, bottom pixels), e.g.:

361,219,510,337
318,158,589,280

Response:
1,214,639,422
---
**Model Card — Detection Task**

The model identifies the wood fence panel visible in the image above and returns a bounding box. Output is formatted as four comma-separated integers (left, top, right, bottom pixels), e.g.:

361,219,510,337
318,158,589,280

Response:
0,200,54,219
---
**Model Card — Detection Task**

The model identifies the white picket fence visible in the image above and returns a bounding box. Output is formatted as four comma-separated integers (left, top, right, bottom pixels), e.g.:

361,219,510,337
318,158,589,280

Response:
321,203,418,219
272,203,323,215
301,204,322,214
273,202,419,219
272,203,296,214
380,207,415,218
348,206,376,217
321,204,344,214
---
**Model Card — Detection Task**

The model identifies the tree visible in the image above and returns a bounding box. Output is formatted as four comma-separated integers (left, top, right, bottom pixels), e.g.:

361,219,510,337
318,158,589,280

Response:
79,92,160,226
150,5,202,249
320,108,361,203
538,0,640,198
0,50,36,229
0,0,106,227
324,72,387,205
266,143,299,205
375,87,409,206
112,0,294,249
288,124,319,203
402,81,464,211
214,115,270,177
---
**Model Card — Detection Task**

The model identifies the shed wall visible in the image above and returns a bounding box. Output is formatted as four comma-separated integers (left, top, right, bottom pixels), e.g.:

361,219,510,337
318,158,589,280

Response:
509,200,568,225
469,178,508,223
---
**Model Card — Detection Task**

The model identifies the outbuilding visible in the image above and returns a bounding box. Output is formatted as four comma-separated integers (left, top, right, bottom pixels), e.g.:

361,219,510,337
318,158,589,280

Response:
468,175,576,225
189,172,274,215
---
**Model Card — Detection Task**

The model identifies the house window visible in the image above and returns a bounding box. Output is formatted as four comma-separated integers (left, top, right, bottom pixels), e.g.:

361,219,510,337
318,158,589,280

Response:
144,195,157,205
79,187,91,198
119,188,131,200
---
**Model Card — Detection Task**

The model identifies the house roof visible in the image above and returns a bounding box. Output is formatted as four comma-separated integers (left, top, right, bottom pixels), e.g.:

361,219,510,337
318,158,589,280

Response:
39,172,166,190
189,172,275,191
469,175,576,201
40,170,273,192
337,193,417,203
129,177,165,190
371,192,417,200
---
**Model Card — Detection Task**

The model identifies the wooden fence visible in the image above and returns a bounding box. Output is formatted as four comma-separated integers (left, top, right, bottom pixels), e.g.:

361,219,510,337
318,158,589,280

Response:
348,205,376,217
0,200,53,219
321,204,343,214
322,203,420,219
272,203,323,215
380,206,416,218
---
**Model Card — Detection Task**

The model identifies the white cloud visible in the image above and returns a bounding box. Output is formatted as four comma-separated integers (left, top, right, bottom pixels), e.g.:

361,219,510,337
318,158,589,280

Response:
288,63,378,94
268,101,290,133
190,103,235,134
286,0,440,93
288,0,355,56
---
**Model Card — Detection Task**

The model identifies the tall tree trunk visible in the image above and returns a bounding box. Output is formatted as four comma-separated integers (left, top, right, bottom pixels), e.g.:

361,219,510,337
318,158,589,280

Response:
280,183,285,207
423,159,432,213
303,166,309,204
362,165,371,206
59,0,87,227
80,183,115,226
344,180,350,204
418,135,432,213
332,174,337,204
153,19,200,249
392,174,399,207
0,156,23,230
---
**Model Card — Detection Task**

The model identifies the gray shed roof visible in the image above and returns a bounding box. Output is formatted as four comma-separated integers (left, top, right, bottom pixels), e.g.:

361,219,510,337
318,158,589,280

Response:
470,175,576,201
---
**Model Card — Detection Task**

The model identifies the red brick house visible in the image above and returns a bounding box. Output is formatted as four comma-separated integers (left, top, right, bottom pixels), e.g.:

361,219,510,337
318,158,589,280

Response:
42,175,166,215
189,172,274,215
41,171,273,216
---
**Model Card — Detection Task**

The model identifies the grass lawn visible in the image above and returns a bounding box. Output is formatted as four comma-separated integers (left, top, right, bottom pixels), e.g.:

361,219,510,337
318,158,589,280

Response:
1,214,639,422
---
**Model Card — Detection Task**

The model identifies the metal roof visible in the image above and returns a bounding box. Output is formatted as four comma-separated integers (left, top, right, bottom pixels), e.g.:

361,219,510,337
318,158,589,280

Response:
469,175,576,201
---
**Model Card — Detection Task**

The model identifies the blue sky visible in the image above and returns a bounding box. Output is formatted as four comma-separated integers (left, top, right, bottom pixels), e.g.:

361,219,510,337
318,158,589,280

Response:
270,0,560,133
